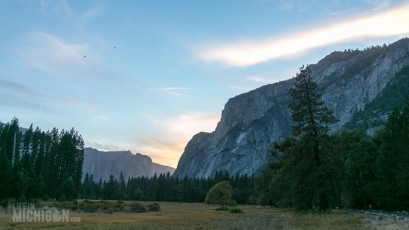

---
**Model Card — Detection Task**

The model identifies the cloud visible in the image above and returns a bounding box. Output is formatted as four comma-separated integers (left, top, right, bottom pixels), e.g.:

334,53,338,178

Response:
0,79,95,113
56,0,74,16
16,32,89,75
229,85,253,93
78,4,105,30
245,76,280,83
196,3,409,67
0,79,54,112
135,113,220,167
85,141,123,152
79,4,105,21
365,0,391,11
15,32,136,85
0,79,43,97
134,138,186,168
152,87,194,97
85,113,220,168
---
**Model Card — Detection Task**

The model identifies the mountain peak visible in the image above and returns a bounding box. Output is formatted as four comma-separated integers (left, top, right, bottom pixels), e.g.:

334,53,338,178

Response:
83,148,174,181
174,38,409,179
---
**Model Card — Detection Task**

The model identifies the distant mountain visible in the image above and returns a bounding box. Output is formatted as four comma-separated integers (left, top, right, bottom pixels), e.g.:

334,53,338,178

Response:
173,38,409,179
82,148,175,181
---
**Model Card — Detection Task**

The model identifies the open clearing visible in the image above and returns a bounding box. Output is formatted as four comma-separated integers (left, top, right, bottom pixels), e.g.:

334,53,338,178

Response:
0,202,408,229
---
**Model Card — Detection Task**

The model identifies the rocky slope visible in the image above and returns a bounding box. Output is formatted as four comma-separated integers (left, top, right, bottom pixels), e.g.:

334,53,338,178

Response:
174,38,409,179
83,148,175,181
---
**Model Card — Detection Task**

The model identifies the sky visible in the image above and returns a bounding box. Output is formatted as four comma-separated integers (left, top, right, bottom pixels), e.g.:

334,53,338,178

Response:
1,0,409,168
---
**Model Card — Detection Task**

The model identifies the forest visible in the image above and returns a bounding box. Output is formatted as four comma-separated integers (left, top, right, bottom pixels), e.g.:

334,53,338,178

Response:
1,66,408,211
255,66,409,211
81,171,254,204
0,118,84,202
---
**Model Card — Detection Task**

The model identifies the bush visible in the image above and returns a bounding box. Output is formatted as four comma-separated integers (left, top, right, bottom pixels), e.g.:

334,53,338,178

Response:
216,206,229,211
103,207,114,214
205,181,235,207
78,200,101,213
130,202,146,213
146,203,161,212
229,207,243,213
114,200,125,211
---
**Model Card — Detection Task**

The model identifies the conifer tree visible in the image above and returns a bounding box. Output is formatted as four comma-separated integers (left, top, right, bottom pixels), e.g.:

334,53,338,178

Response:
287,66,338,211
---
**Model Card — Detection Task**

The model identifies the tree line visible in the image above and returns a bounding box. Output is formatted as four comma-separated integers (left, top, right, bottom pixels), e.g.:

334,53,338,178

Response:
2,65,407,212
255,66,409,211
81,171,254,204
0,118,84,202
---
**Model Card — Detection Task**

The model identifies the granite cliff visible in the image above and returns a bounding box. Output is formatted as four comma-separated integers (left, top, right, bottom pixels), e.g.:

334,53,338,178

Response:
83,148,175,181
174,38,409,179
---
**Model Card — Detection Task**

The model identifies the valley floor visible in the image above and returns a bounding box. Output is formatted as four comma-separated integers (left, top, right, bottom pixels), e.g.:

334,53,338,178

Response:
0,202,408,229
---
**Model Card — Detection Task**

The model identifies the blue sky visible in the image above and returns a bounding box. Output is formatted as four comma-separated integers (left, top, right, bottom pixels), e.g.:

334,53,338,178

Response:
1,0,409,167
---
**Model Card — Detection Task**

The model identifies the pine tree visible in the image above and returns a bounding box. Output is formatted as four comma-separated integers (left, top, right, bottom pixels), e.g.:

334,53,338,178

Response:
288,66,338,211
371,101,409,210
335,129,377,209
118,172,126,200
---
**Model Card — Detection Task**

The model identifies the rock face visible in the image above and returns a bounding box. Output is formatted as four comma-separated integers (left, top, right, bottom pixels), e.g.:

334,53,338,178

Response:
174,38,409,179
83,148,175,181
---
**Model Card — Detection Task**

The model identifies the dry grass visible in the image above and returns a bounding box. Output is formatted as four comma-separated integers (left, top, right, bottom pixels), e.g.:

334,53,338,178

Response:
0,202,408,229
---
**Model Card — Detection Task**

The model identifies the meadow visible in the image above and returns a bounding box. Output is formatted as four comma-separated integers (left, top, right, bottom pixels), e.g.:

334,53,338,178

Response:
0,201,408,229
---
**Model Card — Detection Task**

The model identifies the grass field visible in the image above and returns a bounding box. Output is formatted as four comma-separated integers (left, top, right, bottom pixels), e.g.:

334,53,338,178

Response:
0,202,408,229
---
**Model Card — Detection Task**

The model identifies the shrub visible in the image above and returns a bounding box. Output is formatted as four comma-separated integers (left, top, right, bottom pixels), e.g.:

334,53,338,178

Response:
229,207,243,213
114,200,125,211
78,200,100,213
103,207,114,214
146,203,161,212
130,202,146,213
216,206,229,211
205,181,235,207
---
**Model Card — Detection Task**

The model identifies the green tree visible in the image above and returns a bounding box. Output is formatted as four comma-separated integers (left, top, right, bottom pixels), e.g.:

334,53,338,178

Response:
369,101,409,210
205,181,234,207
259,66,339,211
0,140,11,200
289,66,338,211
82,173,92,199
118,172,126,200
60,177,75,201
334,129,377,209
103,175,118,200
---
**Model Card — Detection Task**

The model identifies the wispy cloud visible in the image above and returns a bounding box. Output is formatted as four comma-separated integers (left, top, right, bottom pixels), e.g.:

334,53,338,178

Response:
229,85,253,93
39,0,47,14
365,0,391,11
0,79,95,113
0,79,57,113
152,87,194,97
85,141,123,152
196,3,409,67
79,4,104,21
56,0,73,16
78,4,105,30
245,76,279,83
16,32,89,75
134,138,186,168
134,112,220,167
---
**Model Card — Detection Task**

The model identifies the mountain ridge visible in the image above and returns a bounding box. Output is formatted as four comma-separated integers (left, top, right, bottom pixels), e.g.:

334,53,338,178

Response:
174,38,409,179
82,147,175,182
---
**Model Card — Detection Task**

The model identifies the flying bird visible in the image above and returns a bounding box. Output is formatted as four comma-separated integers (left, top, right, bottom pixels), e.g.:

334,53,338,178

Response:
83,55,86,58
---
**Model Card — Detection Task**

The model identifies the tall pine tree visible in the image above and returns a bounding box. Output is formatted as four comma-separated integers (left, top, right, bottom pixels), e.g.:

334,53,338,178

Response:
288,66,338,211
